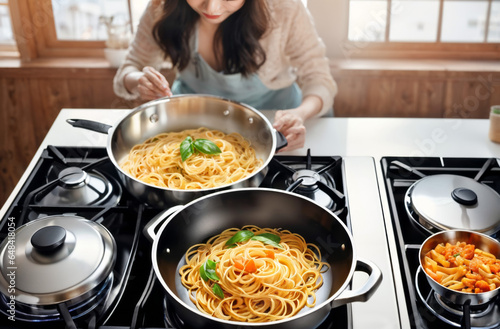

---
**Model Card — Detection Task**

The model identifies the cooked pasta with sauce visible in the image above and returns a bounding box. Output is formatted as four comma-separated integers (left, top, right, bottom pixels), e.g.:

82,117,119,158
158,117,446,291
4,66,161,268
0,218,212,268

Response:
423,241,500,293
179,225,329,322
120,127,262,189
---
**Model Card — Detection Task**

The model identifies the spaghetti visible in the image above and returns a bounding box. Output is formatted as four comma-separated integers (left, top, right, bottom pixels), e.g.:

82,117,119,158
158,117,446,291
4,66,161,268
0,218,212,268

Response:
423,241,500,293
120,127,262,189
179,226,329,322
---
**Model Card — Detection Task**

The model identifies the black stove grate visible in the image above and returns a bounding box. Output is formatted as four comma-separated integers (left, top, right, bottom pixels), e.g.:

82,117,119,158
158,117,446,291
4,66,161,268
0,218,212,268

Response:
381,156,500,329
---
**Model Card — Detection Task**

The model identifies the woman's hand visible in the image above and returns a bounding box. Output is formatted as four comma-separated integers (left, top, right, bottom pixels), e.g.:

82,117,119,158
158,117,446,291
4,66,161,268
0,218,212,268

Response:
273,110,306,152
272,95,323,152
125,66,172,101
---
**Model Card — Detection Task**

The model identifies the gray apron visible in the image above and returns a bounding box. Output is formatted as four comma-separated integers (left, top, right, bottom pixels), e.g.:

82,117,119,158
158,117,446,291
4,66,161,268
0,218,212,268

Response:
171,26,302,110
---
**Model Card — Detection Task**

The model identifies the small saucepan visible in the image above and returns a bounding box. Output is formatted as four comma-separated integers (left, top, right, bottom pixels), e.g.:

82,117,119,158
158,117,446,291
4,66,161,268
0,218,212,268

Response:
145,188,382,329
67,95,287,208
419,230,500,329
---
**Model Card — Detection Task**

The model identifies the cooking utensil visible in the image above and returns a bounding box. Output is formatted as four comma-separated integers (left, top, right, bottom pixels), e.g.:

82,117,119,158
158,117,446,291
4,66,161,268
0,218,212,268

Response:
145,188,382,329
419,230,500,329
67,95,287,208
405,174,500,235
0,215,116,322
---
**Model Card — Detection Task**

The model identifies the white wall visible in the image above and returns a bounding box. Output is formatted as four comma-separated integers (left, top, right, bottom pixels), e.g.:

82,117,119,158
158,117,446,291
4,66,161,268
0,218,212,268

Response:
307,0,349,58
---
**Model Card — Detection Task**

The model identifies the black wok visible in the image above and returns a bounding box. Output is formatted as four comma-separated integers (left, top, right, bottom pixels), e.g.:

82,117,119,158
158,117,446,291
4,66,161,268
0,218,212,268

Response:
145,188,382,329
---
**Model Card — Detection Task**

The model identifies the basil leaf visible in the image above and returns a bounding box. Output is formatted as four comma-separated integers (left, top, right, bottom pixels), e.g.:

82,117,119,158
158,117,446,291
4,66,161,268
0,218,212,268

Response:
212,283,225,299
180,136,194,162
255,233,281,244
251,235,284,249
193,139,222,155
202,259,220,281
225,230,255,247
453,253,461,257
199,263,208,281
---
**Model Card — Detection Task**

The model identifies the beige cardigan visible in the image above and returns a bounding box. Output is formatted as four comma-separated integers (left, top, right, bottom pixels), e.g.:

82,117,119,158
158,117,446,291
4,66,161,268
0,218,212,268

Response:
113,0,337,116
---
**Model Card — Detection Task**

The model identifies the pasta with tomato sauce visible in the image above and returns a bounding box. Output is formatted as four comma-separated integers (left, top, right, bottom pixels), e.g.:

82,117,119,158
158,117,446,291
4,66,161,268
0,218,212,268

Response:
423,241,500,293
179,225,329,322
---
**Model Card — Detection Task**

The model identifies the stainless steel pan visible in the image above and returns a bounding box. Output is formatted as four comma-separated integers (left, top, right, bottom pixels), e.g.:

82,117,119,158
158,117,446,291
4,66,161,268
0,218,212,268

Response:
145,188,382,329
67,95,287,207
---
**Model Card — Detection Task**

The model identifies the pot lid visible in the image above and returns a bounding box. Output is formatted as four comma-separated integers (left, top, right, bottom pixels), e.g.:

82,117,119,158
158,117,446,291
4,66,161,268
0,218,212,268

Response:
0,216,116,305
407,174,500,235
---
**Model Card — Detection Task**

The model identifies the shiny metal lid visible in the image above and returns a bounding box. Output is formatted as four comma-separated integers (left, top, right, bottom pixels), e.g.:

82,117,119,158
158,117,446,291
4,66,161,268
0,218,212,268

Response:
0,216,116,305
407,174,500,235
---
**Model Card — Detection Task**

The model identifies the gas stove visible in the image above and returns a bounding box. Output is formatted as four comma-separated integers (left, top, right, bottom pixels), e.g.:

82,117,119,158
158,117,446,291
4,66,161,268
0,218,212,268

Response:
381,156,500,329
0,146,354,329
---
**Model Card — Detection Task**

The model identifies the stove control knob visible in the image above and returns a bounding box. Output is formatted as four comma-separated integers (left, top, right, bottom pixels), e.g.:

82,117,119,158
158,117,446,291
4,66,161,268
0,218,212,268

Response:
31,226,67,253
451,188,478,206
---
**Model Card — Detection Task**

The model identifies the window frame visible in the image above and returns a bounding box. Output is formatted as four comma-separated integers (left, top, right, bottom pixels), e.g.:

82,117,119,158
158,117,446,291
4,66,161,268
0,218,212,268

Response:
9,0,122,61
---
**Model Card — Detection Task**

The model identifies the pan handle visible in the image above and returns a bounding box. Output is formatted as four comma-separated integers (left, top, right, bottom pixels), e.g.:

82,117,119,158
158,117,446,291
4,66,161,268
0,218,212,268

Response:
330,258,383,309
66,119,113,134
143,205,184,242
275,130,288,151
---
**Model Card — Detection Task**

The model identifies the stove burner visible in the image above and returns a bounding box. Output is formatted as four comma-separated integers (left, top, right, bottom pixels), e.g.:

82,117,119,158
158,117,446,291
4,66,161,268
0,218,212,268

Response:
287,170,337,210
0,274,113,324
434,293,494,317
59,167,89,187
292,169,322,187
415,267,500,328
261,150,346,216
33,166,122,208
292,169,328,191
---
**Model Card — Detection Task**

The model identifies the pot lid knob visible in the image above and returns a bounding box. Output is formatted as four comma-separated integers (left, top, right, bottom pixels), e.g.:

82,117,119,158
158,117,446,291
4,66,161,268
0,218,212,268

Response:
451,188,478,206
31,225,66,253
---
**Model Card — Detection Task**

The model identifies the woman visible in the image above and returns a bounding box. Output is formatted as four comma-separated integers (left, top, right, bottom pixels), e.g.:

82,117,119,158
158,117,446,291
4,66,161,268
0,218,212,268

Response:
113,0,337,151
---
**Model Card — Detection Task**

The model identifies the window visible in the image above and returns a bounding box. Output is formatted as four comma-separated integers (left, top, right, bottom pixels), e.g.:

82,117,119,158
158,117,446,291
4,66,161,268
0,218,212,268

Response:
0,0,17,52
8,0,149,60
51,0,149,41
342,0,500,59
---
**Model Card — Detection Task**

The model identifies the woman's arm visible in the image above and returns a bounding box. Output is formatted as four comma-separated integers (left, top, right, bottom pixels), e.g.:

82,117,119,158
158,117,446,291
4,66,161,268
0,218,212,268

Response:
283,0,337,117
113,0,168,100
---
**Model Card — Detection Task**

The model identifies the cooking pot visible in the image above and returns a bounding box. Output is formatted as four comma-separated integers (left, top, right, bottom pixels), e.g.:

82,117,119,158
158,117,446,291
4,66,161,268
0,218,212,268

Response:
419,230,500,329
67,95,287,208
145,188,382,329
0,215,116,322
405,174,500,235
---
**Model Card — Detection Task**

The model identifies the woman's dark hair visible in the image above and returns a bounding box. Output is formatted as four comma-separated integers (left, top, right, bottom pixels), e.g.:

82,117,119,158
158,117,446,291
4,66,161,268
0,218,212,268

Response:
152,0,269,76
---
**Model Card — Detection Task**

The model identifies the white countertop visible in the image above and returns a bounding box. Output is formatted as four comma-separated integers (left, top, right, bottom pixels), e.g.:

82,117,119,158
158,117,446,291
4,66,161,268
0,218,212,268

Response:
30,109,500,158
2,108,500,329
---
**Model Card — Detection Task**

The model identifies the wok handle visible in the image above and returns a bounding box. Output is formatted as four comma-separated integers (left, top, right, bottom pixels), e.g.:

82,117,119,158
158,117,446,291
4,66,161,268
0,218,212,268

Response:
275,130,288,151
66,119,113,134
143,205,184,242
331,258,383,309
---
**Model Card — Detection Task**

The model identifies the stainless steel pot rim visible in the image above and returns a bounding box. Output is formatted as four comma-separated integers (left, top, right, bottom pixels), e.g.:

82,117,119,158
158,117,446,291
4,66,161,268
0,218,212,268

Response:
151,187,357,326
106,95,278,193
418,229,500,297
